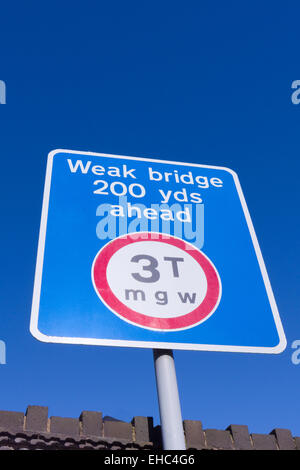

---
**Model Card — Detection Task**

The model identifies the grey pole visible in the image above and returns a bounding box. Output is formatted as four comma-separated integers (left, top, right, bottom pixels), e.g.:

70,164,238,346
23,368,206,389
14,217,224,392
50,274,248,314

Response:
153,349,186,450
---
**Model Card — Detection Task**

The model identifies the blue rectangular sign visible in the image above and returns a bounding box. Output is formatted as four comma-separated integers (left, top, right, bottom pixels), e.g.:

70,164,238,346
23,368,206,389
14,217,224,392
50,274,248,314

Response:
30,149,286,353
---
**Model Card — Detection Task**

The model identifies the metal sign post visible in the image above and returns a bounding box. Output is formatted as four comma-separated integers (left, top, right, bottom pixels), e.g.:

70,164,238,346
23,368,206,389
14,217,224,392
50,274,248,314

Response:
153,349,186,450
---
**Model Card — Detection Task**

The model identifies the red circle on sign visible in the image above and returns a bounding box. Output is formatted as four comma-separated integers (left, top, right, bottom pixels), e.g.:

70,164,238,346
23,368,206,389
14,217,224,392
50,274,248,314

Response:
92,233,221,331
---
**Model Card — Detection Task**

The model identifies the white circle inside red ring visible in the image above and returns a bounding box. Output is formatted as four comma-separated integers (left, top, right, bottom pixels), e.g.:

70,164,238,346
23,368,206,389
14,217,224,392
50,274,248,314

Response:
92,232,222,331
106,240,208,318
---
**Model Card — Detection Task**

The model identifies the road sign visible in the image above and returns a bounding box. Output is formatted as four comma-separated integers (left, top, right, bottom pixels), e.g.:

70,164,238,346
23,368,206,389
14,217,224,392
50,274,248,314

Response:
30,149,286,353
92,232,221,331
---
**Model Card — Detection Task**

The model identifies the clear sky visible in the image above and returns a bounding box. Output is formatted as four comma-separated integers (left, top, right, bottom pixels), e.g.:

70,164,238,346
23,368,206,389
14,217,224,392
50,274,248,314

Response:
0,1,300,437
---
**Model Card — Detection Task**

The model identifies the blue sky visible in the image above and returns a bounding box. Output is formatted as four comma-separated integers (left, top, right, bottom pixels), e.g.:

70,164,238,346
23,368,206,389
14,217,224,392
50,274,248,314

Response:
0,1,300,437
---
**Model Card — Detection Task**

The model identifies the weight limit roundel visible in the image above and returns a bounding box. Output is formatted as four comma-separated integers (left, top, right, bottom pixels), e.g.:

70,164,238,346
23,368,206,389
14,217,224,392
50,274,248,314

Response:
92,233,222,331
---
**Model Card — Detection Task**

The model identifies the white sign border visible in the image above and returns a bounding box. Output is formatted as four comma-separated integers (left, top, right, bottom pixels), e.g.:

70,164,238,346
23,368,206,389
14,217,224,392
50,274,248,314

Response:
30,148,287,354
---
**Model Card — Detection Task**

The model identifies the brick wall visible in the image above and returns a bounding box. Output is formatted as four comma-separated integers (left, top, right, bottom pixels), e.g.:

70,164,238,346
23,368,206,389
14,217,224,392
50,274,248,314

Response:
0,406,298,450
